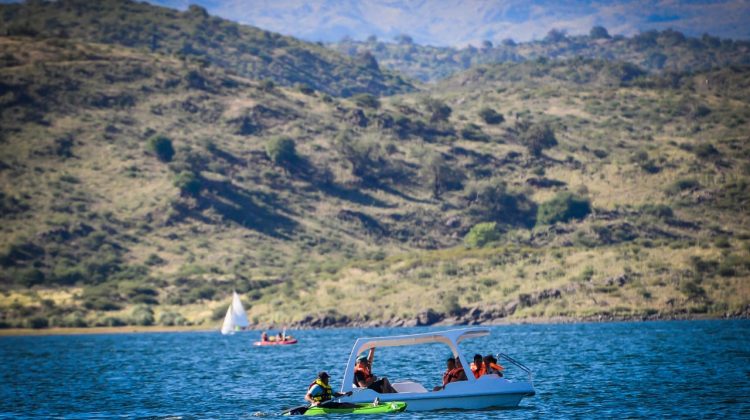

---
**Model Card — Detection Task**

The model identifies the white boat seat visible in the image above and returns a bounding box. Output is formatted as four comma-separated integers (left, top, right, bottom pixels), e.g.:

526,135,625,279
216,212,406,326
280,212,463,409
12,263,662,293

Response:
392,381,428,393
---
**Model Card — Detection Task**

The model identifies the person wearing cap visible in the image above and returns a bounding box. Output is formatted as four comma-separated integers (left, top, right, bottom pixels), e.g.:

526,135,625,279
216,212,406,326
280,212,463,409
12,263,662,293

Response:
353,348,398,393
305,371,352,406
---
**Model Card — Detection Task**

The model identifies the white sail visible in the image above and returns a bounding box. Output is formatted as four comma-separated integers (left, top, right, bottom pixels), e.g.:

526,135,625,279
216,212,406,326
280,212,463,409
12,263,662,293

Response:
231,290,250,328
221,291,249,335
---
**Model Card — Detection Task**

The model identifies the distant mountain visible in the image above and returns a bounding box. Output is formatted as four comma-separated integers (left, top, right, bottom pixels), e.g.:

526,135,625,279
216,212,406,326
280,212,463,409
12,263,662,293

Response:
148,0,750,46
331,29,750,82
0,0,413,96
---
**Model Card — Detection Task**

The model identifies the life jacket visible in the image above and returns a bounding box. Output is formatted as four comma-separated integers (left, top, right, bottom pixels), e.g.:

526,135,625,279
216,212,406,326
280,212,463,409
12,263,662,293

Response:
470,362,486,379
308,379,332,402
354,364,373,386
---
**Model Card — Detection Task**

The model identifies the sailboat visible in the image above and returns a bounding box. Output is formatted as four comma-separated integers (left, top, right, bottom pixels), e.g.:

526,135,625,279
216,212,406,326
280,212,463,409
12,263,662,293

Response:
220,291,250,335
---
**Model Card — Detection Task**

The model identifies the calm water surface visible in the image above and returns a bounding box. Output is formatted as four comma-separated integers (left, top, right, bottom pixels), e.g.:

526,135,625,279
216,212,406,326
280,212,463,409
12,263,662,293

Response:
1,321,749,419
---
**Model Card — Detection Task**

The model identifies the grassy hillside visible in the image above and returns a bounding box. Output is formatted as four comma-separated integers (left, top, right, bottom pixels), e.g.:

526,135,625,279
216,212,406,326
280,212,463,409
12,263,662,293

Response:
0,0,413,96
1,17,749,329
331,29,750,82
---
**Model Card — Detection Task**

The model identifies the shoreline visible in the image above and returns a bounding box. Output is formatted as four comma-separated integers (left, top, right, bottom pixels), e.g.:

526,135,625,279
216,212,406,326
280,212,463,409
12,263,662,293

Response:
0,325,213,337
1,314,747,337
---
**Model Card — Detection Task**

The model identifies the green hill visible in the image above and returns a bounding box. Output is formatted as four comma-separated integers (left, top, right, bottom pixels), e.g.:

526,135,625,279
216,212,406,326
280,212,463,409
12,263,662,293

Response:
0,0,413,97
331,28,750,82
1,12,749,329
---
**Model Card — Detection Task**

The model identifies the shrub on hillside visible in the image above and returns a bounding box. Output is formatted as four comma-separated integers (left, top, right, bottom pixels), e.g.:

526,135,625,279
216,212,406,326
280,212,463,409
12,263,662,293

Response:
639,204,674,219
630,150,660,173
265,136,297,165
460,123,490,141
421,97,452,123
478,107,504,125
148,135,175,162
465,222,501,247
694,143,720,159
174,171,202,197
130,305,155,326
159,311,187,326
352,93,380,109
520,123,557,157
665,178,700,195
420,153,464,199
537,192,591,225
464,179,536,227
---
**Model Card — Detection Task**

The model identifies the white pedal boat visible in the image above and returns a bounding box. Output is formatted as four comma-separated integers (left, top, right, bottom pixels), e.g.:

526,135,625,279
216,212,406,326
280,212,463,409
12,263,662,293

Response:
336,327,535,411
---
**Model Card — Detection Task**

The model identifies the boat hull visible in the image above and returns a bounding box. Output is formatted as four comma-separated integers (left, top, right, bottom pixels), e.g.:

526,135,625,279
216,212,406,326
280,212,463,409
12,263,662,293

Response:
339,378,534,411
253,339,298,346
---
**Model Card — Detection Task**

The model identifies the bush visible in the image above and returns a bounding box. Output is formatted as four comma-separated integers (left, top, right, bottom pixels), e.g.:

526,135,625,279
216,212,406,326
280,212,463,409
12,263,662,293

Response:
159,311,187,326
520,123,557,157
174,171,202,197
420,153,464,199
478,107,504,125
537,192,592,225
421,97,452,123
27,317,49,329
639,204,674,219
460,124,490,141
694,143,720,159
352,93,380,109
464,179,536,227
665,178,700,195
630,150,659,173
148,136,175,162
130,305,155,326
465,222,501,247
265,136,297,165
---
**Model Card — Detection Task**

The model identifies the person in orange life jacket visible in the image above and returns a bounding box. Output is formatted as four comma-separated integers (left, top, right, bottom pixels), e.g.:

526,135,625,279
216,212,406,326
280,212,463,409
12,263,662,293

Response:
305,372,352,406
470,353,486,379
483,354,504,377
433,356,465,391
353,349,398,393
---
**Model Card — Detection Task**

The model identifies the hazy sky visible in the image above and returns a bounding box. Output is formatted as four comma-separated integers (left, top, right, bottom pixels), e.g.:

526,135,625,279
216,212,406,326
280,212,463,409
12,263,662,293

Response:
152,1,750,46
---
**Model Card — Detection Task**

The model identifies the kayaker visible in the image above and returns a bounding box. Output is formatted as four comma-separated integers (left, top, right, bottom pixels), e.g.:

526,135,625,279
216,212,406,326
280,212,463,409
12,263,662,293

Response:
354,349,398,393
484,354,504,377
260,331,268,342
470,353,486,378
305,371,353,406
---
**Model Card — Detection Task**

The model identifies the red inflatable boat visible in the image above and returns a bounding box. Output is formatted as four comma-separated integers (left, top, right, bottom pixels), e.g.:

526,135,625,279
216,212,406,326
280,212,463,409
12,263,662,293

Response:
253,338,298,346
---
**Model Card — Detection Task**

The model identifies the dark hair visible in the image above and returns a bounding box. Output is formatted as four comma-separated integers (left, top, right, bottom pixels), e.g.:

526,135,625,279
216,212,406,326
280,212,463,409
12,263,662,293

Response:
447,356,455,362
474,353,483,361
318,371,330,379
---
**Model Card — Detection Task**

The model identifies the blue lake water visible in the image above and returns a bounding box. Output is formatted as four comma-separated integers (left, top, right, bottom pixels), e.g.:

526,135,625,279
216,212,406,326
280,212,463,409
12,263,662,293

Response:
1,321,749,419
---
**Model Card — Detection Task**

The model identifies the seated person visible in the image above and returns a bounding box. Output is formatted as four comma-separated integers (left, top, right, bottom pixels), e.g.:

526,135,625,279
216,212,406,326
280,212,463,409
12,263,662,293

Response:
433,356,456,391
470,353,485,379
260,331,268,342
451,357,468,382
305,371,352,407
353,349,397,393
483,355,504,377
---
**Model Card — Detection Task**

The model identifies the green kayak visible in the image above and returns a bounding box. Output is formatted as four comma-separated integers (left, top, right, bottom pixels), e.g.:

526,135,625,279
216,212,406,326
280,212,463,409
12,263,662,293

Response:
284,401,407,416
